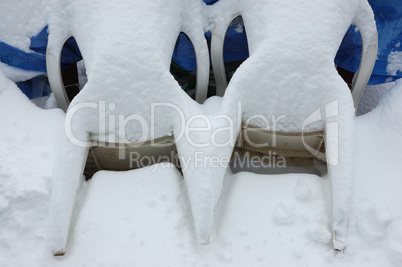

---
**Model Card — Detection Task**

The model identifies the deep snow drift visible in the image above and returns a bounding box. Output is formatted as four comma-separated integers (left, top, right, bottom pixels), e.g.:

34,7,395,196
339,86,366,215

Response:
1,71,402,266
44,0,377,251
0,0,401,266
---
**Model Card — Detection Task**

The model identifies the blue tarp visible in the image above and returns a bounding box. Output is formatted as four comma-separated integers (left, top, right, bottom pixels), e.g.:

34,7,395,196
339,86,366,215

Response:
0,0,400,99
16,75,51,99
203,0,219,4
335,0,402,84
0,42,47,73
0,26,82,73
0,26,82,98
172,24,249,72
175,0,402,84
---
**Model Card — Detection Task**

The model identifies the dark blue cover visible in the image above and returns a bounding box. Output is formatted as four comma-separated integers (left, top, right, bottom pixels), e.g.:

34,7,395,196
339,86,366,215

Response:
177,0,402,84
1,0,400,99
0,26,82,73
335,0,402,84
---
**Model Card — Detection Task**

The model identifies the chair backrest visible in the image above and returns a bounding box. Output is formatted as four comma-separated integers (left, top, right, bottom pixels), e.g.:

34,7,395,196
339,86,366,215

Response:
46,0,210,115
211,0,378,117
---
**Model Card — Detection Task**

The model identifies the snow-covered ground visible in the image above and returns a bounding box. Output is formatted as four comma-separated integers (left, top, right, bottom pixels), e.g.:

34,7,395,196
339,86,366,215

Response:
1,71,401,266
1,0,401,266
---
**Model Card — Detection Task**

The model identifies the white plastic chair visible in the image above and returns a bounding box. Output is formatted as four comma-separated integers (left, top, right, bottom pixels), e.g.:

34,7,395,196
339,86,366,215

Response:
211,0,378,250
47,23,209,111
211,1,378,112
46,0,210,256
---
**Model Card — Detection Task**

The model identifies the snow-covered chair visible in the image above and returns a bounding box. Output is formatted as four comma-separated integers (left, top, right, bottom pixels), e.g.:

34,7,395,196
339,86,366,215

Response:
46,0,210,256
212,0,378,250
47,11,209,112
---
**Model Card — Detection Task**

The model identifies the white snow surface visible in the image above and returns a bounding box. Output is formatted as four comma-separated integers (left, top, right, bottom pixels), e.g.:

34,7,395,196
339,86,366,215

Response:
357,82,395,115
0,1,47,83
0,62,44,83
45,0,376,248
1,0,401,265
0,1,48,52
1,77,402,266
387,51,402,76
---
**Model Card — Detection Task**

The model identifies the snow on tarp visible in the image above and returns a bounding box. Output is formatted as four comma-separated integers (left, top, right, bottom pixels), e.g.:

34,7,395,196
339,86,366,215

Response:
0,1,48,52
0,27,82,77
0,42,47,73
0,1,48,84
335,0,402,84
0,62,43,83
0,1,80,99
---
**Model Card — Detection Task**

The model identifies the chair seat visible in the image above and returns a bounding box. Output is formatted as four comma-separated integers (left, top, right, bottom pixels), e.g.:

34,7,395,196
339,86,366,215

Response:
84,136,178,179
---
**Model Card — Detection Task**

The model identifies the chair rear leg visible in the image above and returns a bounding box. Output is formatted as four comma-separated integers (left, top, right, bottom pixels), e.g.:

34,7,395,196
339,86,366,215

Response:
324,111,353,251
49,145,89,256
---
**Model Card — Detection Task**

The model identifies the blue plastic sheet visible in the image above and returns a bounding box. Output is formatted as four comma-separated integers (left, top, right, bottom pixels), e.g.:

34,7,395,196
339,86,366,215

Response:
176,0,401,84
203,0,219,5
30,26,83,69
16,75,51,99
1,0,400,100
172,22,249,72
172,0,249,71
0,26,82,98
0,41,47,73
0,26,82,73
335,0,402,84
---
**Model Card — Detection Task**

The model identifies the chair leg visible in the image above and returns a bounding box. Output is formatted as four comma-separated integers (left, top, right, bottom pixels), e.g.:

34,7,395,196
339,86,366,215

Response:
324,110,353,251
49,145,89,256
